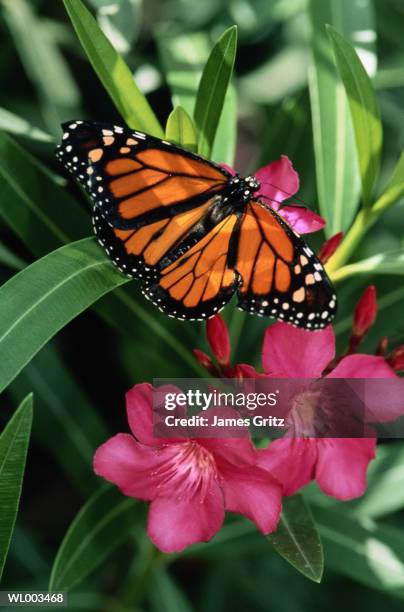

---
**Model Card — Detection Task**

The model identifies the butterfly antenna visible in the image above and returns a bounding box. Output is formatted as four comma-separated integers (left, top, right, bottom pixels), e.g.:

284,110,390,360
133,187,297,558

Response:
263,181,315,210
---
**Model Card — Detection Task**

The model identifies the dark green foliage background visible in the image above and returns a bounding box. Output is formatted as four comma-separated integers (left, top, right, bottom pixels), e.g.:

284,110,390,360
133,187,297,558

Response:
1,0,404,610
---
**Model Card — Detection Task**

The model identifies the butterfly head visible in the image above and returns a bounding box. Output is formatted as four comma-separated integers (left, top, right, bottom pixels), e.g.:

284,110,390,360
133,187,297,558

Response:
228,175,261,203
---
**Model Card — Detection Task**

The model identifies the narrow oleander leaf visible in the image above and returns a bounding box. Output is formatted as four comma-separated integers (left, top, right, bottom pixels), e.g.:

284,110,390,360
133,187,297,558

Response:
194,26,237,158
0,243,25,271
158,31,237,164
87,0,143,55
314,506,404,596
332,249,404,282
268,495,324,583
239,45,308,105
157,32,211,116
49,486,142,591
2,0,81,136
9,343,108,495
211,82,237,166
63,0,163,137
165,107,197,152
0,238,129,395
308,0,376,235
0,132,90,257
0,107,53,143
373,151,404,212
327,25,382,206
351,444,404,518
0,394,33,581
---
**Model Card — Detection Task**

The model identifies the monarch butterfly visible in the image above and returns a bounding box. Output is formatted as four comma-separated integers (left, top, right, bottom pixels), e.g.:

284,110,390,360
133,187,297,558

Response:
56,120,337,329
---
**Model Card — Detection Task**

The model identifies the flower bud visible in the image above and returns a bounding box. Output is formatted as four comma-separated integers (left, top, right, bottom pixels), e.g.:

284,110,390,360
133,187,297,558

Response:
318,232,344,264
353,285,377,338
388,346,404,372
230,364,261,380
206,315,231,367
376,336,389,356
192,349,218,376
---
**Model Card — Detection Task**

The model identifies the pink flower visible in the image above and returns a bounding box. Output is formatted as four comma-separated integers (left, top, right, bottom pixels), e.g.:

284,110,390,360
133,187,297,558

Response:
259,322,396,500
94,383,282,553
224,156,325,234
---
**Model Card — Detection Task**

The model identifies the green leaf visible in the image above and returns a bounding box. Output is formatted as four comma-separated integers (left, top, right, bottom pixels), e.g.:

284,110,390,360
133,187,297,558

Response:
2,0,81,136
158,32,211,116
332,249,404,282
9,343,108,494
87,0,143,55
239,45,308,105
0,107,53,143
158,31,237,164
63,0,163,137
373,151,404,212
308,0,376,235
0,243,25,271
268,495,323,583
351,443,404,518
194,26,237,158
165,107,197,152
0,394,33,581
327,25,382,206
0,238,129,395
211,83,237,165
49,485,141,591
314,506,404,597
0,132,90,257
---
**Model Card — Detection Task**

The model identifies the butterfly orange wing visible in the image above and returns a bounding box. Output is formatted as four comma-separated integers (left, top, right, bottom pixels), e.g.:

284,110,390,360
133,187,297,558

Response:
235,200,336,328
93,198,220,280
56,121,229,230
143,213,240,320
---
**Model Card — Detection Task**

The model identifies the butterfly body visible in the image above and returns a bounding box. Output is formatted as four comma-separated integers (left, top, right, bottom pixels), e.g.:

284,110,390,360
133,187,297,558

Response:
56,121,337,328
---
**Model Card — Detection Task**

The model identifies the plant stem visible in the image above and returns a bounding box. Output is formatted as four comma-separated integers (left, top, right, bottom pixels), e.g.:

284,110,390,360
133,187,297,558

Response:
326,183,404,279
116,535,165,610
326,207,377,277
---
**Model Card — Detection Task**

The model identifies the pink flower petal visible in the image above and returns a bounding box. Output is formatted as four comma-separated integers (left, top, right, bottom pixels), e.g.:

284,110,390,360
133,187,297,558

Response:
255,156,299,208
329,355,400,422
197,408,255,465
93,433,162,500
259,437,318,496
262,323,335,377
220,163,236,176
219,464,282,533
327,354,396,379
315,438,376,500
126,383,157,445
126,383,185,446
147,482,225,553
200,435,257,468
277,205,326,235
